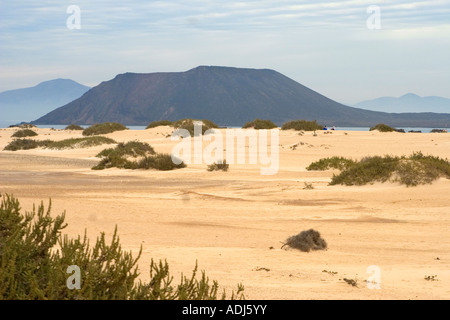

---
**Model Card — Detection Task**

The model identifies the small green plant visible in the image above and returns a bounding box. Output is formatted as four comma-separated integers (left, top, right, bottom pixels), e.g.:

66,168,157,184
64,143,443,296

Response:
343,278,358,287
424,275,438,281
146,120,173,129
65,124,84,130
82,122,128,136
12,129,38,138
242,119,278,130
281,120,323,131
207,160,229,172
0,194,244,300
137,153,186,171
281,229,327,252
369,124,396,132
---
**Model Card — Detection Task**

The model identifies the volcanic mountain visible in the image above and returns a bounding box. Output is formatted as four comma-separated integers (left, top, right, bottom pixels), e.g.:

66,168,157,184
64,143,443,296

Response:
33,66,450,127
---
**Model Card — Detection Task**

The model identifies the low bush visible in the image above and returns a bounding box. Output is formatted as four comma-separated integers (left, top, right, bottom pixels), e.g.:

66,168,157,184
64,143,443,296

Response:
242,119,278,129
65,124,84,130
9,123,36,129
281,120,323,131
0,194,244,300
172,119,219,136
306,156,356,171
282,229,327,252
82,122,128,136
207,160,229,172
46,137,116,150
312,152,450,187
3,139,52,151
146,120,173,129
12,129,38,138
93,142,185,171
369,124,396,132
137,153,186,171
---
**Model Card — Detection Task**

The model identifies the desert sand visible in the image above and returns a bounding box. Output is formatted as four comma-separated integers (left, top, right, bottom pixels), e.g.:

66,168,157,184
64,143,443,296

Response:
0,126,449,300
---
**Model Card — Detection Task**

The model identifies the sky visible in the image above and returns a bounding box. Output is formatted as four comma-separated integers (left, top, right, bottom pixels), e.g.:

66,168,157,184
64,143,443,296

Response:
0,0,449,105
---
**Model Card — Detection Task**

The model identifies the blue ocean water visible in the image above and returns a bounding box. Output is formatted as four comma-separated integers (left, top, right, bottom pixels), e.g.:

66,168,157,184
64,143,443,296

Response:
0,120,447,133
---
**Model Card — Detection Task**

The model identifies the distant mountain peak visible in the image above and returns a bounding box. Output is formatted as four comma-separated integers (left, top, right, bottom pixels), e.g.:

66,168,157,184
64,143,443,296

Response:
33,67,450,127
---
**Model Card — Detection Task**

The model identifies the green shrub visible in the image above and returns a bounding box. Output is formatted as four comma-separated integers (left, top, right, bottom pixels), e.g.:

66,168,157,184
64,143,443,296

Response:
146,120,173,129
3,139,53,151
281,120,322,131
12,129,38,138
172,119,219,136
207,160,229,172
46,137,116,150
282,229,327,252
137,153,186,171
82,122,128,136
93,141,156,170
306,156,356,171
0,194,244,300
322,152,450,187
242,119,278,129
65,124,84,130
369,124,396,132
9,123,36,129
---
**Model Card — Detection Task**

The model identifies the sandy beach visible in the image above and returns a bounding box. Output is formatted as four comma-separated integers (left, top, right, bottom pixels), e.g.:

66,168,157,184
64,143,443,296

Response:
1,126,449,300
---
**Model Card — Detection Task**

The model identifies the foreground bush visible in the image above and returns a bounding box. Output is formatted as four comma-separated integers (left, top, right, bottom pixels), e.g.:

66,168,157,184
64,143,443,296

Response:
369,123,396,132
207,160,229,172
0,194,244,300
82,122,128,136
242,119,278,129
12,129,38,138
65,124,84,130
308,152,450,187
282,229,327,252
281,120,323,131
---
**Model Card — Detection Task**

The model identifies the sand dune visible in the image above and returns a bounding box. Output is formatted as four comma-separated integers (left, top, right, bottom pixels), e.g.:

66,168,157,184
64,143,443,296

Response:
0,126,449,299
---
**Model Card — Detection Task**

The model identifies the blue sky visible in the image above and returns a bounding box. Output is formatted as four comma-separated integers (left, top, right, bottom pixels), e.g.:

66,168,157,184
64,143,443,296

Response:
1,0,449,104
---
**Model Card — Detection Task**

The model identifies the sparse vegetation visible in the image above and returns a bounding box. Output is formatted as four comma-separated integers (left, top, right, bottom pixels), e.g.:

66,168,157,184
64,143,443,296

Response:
46,137,117,150
281,120,323,131
302,182,314,190
369,123,396,132
431,129,447,133
3,139,52,151
9,123,36,129
12,129,38,138
82,122,128,136
93,142,185,171
343,278,358,287
242,119,278,130
146,120,173,129
172,119,219,136
306,156,356,171
65,124,84,130
308,152,450,187
281,229,327,252
424,275,438,281
0,194,245,300
207,160,229,172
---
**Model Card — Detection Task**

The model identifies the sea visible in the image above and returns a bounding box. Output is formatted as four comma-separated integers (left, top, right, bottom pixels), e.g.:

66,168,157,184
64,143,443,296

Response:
0,120,448,133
